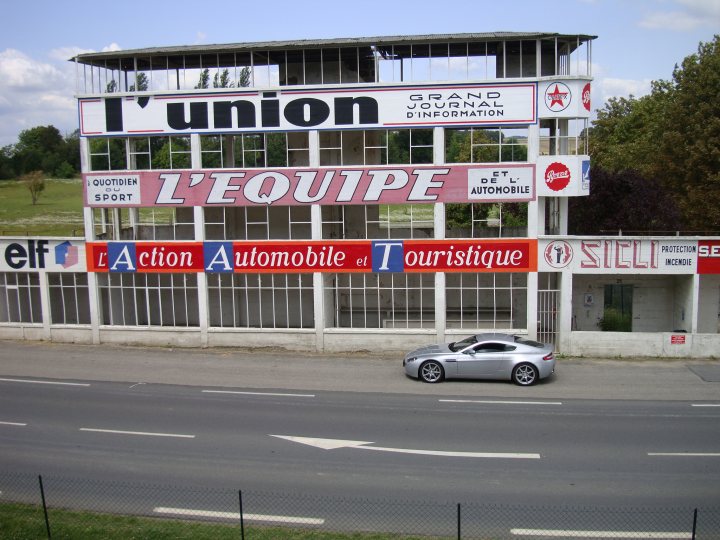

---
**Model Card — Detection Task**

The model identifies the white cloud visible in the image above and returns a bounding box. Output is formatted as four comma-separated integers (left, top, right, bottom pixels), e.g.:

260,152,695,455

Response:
102,43,123,52
0,48,77,146
599,77,654,101
639,0,720,31
639,11,704,31
0,49,66,89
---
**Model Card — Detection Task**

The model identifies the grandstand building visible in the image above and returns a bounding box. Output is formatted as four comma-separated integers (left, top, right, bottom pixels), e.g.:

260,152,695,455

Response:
1,32,718,357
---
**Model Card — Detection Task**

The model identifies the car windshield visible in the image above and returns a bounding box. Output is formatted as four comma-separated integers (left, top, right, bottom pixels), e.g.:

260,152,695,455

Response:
449,335,478,352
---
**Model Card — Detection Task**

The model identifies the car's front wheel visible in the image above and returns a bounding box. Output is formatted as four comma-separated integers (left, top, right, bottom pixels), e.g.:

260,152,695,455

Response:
419,360,444,383
512,363,539,386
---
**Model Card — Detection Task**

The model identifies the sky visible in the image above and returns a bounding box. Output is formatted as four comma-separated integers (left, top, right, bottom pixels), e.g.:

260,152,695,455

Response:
0,0,718,147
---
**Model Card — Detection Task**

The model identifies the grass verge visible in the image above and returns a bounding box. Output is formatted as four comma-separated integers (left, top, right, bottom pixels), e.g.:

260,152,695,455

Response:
0,502,440,540
0,178,84,237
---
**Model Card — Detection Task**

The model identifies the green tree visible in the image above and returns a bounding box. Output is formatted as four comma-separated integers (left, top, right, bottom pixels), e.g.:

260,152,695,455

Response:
130,72,149,92
13,125,64,175
568,167,681,234
0,145,15,179
21,170,45,205
589,35,720,230
196,67,251,89
655,36,720,230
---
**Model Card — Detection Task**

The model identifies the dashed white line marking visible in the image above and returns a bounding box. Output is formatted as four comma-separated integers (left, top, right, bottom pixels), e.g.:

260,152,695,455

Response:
80,428,195,439
691,403,720,407
440,399,562,405
0,421,27,426
202,390,315,398
0,377,90,387
153,506,325,525
511,529,691,538
648,452,720,457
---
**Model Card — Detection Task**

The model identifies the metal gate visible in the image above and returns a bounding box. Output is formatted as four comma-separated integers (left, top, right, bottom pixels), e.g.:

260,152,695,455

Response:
537,289,559,345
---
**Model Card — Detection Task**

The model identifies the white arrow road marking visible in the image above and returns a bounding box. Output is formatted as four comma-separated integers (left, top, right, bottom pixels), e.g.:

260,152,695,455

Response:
154,507,324,525
270,435,540,459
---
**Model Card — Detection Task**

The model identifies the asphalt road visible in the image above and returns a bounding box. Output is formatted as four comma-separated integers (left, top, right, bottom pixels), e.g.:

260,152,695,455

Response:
1,340,719,536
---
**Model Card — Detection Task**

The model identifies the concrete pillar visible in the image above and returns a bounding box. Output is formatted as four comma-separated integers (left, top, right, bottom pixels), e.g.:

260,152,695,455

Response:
191,134,209,347
558,270,574,354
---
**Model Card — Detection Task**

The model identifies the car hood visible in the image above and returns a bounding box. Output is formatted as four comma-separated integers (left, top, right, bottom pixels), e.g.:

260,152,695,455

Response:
405,344,452,358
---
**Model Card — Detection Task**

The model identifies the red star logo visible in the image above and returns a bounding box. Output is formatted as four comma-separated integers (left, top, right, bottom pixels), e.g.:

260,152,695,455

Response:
547,84,568,108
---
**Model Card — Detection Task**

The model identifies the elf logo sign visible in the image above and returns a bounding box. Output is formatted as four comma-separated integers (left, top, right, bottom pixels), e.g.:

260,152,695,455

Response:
1,239,82,271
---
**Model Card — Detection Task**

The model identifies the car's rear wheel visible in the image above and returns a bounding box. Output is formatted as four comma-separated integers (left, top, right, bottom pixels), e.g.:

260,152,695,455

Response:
419,360,444,383
512,363,539,386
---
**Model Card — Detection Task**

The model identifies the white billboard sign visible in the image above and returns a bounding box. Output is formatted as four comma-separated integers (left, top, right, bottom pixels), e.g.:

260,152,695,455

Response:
78,82,537,137
539,238,698,274
0,239,87,272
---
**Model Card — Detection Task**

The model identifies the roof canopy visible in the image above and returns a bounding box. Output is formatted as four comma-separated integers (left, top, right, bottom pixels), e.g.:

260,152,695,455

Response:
71,32,597,69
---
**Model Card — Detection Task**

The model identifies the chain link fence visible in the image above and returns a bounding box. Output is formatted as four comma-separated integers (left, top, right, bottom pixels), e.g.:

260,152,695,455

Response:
1,470,718,539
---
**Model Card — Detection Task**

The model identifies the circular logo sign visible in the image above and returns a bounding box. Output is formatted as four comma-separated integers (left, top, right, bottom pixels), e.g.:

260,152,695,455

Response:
582,83,591,112
545,162,571,192
544,241,574,268
544,82,571,112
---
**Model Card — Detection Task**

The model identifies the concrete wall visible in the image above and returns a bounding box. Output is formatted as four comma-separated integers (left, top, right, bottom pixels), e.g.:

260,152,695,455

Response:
567,331,720,358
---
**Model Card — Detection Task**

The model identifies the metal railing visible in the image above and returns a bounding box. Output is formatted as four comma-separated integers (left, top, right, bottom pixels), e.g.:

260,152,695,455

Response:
1,471,718,539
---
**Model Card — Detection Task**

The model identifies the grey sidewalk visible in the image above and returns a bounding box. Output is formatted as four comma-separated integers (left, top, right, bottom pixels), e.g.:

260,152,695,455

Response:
0,339,719,401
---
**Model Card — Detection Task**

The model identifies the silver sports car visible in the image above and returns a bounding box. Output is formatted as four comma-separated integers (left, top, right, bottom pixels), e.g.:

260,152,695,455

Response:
403,333,555,386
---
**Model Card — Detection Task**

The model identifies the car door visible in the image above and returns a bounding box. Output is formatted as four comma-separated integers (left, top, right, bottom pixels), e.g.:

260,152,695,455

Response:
456,342,507,379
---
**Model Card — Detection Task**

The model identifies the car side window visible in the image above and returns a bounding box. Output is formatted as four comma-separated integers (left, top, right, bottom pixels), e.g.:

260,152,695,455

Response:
503,345,517,352
474,342,505,353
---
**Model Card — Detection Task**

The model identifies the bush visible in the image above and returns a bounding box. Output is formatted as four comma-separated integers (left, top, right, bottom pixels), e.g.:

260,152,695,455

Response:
599,308,632,332
54,161,77,179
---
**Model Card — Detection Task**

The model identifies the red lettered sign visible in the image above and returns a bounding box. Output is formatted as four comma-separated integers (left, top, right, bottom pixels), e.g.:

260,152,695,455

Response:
698,240,720,274
403,240,536,272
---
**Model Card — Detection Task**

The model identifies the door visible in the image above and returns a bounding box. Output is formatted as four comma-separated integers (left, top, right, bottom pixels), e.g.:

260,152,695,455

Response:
456,342,507,378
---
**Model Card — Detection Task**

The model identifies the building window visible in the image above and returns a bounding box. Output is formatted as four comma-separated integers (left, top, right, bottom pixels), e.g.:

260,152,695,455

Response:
48,273,91,325
134,208,196,240
377,42,501,82
207,273,314,328
446,127,528,163
90,136,192,171
200,133,309,168
319,129,433,166
445,203,528,238
539,118,589,155
89,138,127,171
90,208,195,241
446,273,527,330
321,204,434,239
0,273,41,323
97,273,199,327
204,206,312,241
327,273,435,329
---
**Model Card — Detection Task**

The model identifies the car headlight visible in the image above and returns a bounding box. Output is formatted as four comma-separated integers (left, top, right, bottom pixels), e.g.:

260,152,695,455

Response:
405,357,417,363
